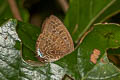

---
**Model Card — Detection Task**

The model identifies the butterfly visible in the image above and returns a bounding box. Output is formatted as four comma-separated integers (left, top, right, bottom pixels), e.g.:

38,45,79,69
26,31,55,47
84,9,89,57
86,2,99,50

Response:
36,15,74,63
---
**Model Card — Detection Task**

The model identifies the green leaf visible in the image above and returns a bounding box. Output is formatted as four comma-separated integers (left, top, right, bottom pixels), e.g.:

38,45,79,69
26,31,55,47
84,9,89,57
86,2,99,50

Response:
55,50,80,80
77,24,120,80
94,0,120,23
64,0,116,43
0,0,13,19
16,21,40,61
22,44,38,61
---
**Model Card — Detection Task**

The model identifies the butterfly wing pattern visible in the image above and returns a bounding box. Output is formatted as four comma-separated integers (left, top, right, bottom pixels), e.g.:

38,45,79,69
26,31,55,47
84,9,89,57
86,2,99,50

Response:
36,15,74,62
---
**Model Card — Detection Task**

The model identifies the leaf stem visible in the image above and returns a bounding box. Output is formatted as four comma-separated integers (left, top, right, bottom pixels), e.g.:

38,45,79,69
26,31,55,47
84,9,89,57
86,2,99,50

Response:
57,0,69,13
8,0,22,21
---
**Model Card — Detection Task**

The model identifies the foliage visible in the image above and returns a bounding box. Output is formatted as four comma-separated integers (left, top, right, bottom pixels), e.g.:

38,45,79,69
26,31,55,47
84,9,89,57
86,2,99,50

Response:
0,0,120,80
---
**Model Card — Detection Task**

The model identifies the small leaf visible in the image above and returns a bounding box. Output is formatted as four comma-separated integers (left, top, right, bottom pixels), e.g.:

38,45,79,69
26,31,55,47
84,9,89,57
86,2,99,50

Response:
16,21,40,61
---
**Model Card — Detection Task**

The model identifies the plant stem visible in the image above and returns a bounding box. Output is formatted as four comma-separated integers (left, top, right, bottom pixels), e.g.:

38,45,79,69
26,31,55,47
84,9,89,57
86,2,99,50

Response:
8,0,22,21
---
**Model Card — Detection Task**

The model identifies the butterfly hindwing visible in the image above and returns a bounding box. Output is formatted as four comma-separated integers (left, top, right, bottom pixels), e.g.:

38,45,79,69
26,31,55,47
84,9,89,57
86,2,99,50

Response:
36,15,74,62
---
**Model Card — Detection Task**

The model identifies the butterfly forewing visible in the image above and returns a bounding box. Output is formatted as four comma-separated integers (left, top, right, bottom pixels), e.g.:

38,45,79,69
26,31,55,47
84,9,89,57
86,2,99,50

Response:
36,15,74,62
43,15,74,52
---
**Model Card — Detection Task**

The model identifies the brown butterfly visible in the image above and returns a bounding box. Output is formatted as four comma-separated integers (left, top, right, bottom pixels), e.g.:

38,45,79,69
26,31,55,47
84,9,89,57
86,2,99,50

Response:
36,15,74,63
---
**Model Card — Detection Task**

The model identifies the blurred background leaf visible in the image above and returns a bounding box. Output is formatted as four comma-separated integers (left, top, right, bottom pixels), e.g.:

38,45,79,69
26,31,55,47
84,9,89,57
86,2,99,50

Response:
0,0,13,19
64,0,120,45
94,0,120,23
0,0,29,22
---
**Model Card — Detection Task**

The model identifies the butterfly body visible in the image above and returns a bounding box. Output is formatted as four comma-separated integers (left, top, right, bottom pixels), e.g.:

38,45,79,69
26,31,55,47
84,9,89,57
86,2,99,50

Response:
36,15,74,63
